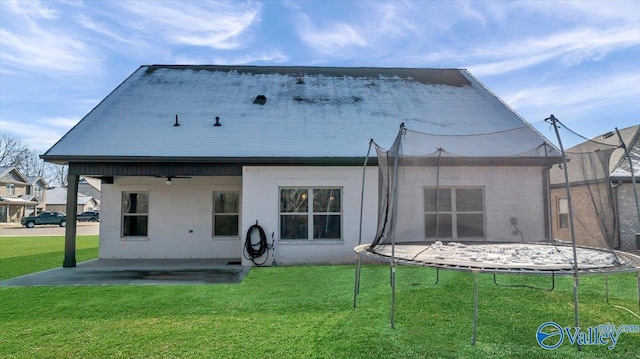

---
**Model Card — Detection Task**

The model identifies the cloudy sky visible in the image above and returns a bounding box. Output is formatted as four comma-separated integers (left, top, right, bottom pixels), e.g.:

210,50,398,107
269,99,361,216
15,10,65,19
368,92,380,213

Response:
1,0,638,151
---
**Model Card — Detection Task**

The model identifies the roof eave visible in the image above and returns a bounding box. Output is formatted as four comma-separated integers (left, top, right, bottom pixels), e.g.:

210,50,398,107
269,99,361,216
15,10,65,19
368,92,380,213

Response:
42,155,557,167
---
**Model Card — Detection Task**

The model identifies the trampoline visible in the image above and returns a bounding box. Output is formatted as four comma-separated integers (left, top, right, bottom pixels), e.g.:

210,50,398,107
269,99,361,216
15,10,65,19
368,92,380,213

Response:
353,116,640,346
354,241,640,275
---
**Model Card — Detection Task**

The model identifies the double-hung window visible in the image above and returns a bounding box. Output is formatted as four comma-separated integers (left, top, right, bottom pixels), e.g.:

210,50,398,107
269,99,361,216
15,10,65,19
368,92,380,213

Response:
558,197,569,229
424,187,484,239
6,184,15,195
33,184,43,198
280,188,342,240
122,192,149,237
213,191,240,237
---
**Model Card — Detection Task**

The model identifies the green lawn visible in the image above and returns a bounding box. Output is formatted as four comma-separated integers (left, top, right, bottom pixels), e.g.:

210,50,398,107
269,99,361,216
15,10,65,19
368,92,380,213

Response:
1,236,639,358
0,235,98,280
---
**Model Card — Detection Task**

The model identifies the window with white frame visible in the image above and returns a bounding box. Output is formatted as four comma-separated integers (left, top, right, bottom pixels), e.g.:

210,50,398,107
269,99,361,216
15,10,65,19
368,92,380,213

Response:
213,191,240,237
558,197,569,229
280,188,342,240
122,192,149,237
33,184,43,198
424,187,485,239
6,183,15,195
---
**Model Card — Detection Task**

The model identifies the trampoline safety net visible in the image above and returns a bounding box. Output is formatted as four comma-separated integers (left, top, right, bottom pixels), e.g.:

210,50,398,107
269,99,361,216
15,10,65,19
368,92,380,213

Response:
362,120,640,273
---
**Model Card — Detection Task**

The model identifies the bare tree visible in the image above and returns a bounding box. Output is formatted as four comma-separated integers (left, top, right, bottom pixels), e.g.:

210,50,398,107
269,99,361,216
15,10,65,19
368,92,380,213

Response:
51,164,69,187
0,133,66,186
0,133,29,167
16,149,48,178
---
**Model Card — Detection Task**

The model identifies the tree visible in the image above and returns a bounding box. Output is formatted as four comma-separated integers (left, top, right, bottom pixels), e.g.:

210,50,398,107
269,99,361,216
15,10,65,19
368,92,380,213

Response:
51,164,69,187
0,133,29,167
16,149,48,178
0,133,68,186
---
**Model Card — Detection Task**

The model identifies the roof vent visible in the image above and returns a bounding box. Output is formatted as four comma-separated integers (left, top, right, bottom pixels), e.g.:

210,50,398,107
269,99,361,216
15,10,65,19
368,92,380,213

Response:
602,131,615,139
214,116,221,127
174,114,180,127
253,95,267,105
296,74,305,84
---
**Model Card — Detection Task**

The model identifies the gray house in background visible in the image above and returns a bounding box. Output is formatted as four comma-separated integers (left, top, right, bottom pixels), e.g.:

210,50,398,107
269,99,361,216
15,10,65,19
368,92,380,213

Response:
610,125,640,250
549,124,640,251
78,177,101,203
26,175,48,214
46,187,99,214
0,166,42,222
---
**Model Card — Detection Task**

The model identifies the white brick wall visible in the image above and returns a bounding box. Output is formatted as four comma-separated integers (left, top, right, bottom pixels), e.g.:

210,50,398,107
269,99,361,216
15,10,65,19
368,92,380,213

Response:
394,166,546,243
98,165,548,264
99,176,242,259
241,166,379,266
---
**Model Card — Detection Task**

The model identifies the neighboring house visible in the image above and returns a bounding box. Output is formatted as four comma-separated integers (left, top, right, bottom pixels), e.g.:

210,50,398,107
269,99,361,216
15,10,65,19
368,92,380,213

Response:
549,125,640,251
26,175,48,214
0,166,41,222
41,65,560,267
78,176,101,204
46,187,99,214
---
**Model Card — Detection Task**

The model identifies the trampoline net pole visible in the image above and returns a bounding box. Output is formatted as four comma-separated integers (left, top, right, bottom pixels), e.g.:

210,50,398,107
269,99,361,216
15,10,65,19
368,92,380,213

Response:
353,254,361,308
358,140,373,246
388,125,403,330
391,263,396,329
354,140,372,309
615,127,640,225
605,274,609,304
472,271,479,346
547,115,581,349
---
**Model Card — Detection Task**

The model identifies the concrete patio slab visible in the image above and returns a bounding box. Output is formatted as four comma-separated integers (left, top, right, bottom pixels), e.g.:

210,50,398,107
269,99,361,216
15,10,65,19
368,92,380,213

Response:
0,258,250,286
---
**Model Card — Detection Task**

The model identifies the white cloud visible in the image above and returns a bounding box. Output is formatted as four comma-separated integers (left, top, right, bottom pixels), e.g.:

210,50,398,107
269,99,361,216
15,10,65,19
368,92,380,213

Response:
504,72,640,115
212,50,289,65
115,1,262,50
518,0,640,24
0,1,102,75
43,117,80,129
293,1,423,59
76,14,136,46
0,27,99,75
295,14,368,56
1,117,79,152
457,0,489,26
458,25,640,76
3,0,59,20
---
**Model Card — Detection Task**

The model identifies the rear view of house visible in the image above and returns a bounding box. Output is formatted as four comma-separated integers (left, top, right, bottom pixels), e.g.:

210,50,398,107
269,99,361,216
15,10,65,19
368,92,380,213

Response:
41,65,558,267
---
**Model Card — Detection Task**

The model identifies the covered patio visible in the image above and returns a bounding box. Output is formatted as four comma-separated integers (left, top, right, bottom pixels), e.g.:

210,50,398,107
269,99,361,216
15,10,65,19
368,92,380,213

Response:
0,258,249,286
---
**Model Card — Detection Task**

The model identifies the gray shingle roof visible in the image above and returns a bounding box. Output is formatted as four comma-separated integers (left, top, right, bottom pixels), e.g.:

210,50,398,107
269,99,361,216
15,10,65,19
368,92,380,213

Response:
549,124,640,183
46,187,95,205
43,65,556,163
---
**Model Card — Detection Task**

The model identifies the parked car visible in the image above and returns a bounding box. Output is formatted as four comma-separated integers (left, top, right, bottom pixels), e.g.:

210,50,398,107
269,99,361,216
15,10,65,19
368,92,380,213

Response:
21,212,67,228
77,211,100,222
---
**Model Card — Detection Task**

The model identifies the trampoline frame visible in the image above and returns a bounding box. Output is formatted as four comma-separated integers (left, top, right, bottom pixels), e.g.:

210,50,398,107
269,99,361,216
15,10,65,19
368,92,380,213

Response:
353,243,640,345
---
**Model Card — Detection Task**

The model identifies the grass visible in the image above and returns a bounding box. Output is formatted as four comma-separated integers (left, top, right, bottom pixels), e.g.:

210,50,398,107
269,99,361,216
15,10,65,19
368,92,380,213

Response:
1,236,639,358
0,235,98,280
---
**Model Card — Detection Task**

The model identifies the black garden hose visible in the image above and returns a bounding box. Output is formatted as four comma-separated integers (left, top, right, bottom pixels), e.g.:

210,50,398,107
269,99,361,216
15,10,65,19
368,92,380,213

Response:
244,223,269,265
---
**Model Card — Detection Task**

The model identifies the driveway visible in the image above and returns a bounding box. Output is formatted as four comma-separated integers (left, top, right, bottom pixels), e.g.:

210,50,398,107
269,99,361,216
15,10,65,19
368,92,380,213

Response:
0,222,99,236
